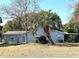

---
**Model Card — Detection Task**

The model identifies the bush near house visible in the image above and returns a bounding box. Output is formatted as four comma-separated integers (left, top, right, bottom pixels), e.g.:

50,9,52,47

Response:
36,36,49,44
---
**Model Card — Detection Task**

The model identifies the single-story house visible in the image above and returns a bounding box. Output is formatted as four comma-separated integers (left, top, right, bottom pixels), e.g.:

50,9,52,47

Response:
35,26,66,43
3,31,27,44
3,31,35,44
50,30,67,43
3,27,68,44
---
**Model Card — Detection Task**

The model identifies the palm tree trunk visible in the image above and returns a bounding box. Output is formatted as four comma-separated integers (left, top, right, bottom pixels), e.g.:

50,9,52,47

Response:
43,25,55,45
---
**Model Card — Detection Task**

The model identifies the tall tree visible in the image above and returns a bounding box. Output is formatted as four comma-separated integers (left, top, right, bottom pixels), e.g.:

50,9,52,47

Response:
2,21,13,33
32,10,62,45
63,22,75,33
1,0,39,43
65,0,79,32
1,0,39,31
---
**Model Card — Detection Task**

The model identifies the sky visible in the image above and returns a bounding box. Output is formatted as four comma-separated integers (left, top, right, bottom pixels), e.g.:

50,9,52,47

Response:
39,0,73,24
0,0,73,25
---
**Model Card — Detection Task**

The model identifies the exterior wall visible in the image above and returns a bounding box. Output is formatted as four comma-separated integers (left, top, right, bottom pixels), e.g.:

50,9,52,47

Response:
3,27,46,44
3,29,64,44
35,27,49,41
27,32,35,43
50,31,64,43
26,27,47,43
21,35,26,43
3,35,26,44
35,27,64,43
36,27,44,37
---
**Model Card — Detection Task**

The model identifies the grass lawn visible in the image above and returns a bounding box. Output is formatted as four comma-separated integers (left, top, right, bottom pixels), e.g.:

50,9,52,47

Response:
0,43,79,58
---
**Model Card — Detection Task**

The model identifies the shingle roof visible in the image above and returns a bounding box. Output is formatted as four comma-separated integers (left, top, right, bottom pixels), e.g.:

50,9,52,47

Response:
3,31,27,35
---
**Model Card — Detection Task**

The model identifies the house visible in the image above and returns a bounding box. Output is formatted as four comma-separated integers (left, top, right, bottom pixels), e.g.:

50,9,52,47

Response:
50,30,67,43
3,27,67,44
3,31,27,44
3,31,35,44
35,26,66,43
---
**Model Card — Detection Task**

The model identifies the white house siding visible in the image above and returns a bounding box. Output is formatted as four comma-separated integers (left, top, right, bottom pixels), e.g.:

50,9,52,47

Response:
27,32,35,43
36,27,44,37
50,31,64,43
27,27,64,43
3,29,65,44
35,27,64,43
26,27,48,43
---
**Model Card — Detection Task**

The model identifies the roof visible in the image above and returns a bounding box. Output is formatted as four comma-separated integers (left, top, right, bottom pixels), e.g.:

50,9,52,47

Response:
3,31,27,35
52,30,68,34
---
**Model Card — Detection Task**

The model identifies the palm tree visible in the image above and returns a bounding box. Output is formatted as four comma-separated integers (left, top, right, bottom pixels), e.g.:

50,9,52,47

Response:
32,10,62,45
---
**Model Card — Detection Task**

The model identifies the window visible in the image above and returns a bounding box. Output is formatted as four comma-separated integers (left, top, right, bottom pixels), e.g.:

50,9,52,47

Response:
11,37,15,40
